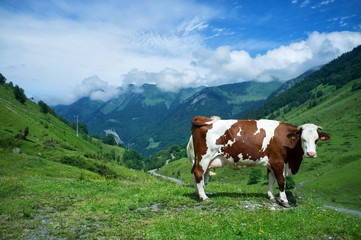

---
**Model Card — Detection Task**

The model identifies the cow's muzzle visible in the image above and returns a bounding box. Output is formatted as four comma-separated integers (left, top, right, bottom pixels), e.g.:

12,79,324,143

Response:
306,152,317,158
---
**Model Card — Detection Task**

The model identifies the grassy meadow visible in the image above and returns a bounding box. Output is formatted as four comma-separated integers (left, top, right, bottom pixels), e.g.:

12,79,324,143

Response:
1,76,361,239
1,152,360,239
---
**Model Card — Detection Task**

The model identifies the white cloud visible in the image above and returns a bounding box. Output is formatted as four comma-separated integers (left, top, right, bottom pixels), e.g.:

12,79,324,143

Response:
193,31,361,85
300,0,311,8
120,68,201,92
40,76,120,105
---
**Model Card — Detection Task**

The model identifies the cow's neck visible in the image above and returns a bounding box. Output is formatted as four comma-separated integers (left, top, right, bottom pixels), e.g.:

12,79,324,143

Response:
286,140,304,175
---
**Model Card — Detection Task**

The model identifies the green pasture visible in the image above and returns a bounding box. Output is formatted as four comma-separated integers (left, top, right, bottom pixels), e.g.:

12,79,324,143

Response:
1,152,360,239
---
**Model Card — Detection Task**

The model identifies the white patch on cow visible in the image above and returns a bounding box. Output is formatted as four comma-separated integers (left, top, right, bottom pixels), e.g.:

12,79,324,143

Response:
206,119,238,151
255,120,280,152
283,163,293,177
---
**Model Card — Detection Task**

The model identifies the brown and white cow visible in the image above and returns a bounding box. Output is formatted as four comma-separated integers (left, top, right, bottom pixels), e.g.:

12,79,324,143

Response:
188,116,330,207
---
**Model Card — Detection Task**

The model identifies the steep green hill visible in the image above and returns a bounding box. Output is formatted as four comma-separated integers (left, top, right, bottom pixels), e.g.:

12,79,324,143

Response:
0,82,143,180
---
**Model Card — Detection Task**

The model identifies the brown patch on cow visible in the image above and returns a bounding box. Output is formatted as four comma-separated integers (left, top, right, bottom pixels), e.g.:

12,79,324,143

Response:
268,122,303,175
215,120,268,162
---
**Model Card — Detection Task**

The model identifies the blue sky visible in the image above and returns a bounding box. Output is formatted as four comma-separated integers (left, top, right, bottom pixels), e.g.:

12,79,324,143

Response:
1,0,361,105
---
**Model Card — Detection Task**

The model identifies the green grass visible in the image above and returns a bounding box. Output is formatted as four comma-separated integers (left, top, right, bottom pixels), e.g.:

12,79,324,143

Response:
1,154,360,239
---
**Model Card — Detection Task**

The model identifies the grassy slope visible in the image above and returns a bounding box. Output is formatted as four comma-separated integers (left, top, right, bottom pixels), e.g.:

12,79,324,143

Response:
1,82,360,239
158,78,361,211
0,83,141,179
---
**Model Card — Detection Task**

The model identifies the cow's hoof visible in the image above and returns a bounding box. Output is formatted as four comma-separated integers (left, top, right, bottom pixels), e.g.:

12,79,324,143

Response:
280,201,291,208
270,198,277,203
202,198,211,202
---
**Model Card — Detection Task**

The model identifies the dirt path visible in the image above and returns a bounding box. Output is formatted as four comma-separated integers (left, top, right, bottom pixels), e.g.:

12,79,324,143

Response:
148,169,186,185
324,205,361,217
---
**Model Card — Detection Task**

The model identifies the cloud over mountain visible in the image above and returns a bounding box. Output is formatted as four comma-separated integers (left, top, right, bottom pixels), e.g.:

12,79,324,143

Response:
192,31,361,85
42,76,120,105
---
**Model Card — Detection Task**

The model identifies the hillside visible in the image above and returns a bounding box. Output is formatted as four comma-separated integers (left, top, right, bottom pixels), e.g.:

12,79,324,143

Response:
155,46,361,211
132,81,281,156
0,82,143,180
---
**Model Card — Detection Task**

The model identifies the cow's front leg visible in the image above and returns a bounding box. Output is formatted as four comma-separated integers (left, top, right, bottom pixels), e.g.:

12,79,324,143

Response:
267,169,276,203
273,166,290,208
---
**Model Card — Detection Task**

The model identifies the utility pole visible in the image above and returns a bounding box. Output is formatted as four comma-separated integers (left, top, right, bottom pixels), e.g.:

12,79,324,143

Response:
69,115,80,137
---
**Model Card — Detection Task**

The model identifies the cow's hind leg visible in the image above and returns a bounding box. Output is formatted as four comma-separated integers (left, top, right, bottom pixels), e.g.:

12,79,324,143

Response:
192,165,209,201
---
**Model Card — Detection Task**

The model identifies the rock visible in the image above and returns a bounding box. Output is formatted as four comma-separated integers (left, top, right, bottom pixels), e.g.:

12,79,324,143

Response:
12,147,20,154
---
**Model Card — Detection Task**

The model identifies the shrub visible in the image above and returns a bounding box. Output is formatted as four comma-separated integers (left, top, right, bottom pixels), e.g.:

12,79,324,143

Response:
102,134,116,146
247,168,262,185
59,156,119,179
0,135,20,149
14,85,26,104
286,176,295,190
0,73,6,84
351,81,361,91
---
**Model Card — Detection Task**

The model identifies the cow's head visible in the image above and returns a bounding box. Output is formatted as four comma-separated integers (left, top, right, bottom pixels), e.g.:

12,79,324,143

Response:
288,124,331,158
297,124,331,158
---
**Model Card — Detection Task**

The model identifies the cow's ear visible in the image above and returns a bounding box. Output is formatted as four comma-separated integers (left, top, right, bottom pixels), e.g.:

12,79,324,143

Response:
287,132,300,141
318,132,331,141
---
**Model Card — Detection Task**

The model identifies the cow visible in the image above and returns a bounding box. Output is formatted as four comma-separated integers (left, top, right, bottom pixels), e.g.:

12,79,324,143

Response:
188,116,331,207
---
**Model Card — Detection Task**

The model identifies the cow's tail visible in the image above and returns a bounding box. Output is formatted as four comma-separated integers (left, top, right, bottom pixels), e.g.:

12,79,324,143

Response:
186,136,194,164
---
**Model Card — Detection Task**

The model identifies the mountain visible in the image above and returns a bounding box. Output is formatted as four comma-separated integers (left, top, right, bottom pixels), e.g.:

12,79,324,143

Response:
266,66,321,100
132,81,281,156
55,84,203,144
